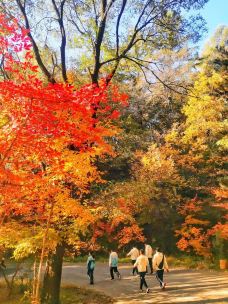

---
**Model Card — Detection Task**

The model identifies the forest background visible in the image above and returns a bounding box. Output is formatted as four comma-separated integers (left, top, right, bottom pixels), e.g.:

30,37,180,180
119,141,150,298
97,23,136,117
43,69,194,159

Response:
0,1,227,304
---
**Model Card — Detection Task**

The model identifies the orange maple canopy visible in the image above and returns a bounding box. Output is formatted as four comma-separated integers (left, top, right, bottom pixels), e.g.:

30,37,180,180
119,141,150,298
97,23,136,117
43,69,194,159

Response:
0,13,127,226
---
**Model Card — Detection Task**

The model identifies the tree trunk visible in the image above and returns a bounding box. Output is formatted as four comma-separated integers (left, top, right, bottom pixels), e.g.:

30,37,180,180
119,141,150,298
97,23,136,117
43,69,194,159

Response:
41,244,65,304
0,261,21,297
34,201,54,304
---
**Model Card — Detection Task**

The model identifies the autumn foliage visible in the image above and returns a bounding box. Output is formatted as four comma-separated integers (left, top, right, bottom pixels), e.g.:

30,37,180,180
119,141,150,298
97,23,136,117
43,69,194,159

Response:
0,9,227,286
0,13,135,263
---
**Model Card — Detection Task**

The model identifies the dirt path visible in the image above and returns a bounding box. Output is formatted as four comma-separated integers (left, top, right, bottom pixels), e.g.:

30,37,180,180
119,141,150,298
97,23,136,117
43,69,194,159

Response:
62,263,228,304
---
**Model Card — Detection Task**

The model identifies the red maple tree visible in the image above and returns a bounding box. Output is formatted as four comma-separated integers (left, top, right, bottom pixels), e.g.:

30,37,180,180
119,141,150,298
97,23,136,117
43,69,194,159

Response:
0,13,130,304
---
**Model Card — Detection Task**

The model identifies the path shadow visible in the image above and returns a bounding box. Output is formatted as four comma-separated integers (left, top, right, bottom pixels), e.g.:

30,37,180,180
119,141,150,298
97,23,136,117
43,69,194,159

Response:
166,282,228,291
172,298,228,304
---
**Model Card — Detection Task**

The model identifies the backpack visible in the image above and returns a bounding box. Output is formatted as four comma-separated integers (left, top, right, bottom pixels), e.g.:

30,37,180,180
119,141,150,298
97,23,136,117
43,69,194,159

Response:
89,259,95,270
112,257,118,267
158,254,164,270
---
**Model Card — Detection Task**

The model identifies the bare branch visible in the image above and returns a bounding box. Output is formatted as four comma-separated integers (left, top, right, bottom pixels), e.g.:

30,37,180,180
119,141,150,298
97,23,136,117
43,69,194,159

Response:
134,0,153,31
51,0,68,82
92,0,99,27
116,0,127,57
125,55,192,97
15,0,54,83
68,18,86,35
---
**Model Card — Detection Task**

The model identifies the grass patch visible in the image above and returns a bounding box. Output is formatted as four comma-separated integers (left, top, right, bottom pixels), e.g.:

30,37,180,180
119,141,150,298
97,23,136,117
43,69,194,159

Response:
66,254,221,270
64,255,131,264
0,282,114,304
61,285,114,304
0,282,24,304
167,255,218,270
64,256,110,263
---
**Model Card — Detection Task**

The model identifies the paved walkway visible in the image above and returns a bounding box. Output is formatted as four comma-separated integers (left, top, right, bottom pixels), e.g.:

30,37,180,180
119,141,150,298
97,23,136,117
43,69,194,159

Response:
62,263,228,304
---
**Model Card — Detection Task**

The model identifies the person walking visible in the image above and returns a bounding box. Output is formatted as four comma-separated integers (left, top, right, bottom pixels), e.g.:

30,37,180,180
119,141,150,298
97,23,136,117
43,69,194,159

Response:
134,249,150,293
145,243,153,274
109,250,121,280
153,247,169,290
87,252,95,285
126,246,139,275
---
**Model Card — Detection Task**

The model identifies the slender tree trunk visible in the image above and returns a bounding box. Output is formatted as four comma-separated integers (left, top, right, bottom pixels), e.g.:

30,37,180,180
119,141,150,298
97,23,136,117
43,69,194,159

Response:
32,258,37,300
41,244,65,304
33,201,54,304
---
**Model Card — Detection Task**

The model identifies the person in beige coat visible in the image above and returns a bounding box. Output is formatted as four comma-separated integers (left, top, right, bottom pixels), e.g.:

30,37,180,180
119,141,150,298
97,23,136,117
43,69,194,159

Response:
127,247,139,275
134,249,150,293
145,243,153,274
153,247,169,290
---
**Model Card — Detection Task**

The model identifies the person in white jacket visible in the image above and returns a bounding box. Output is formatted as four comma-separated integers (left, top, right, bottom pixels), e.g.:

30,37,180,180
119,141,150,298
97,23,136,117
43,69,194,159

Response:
109,250,121,280
134,249,150,293
153,247,169,290
145,243,153,274
126,247,139,275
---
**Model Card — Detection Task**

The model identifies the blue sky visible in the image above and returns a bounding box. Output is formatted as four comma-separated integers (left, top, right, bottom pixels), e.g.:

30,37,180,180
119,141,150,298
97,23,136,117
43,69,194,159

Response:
199,0,228,50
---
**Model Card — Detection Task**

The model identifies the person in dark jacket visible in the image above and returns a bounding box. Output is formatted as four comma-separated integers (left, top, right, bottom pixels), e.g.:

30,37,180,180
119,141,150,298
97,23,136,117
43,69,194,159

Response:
87,252,95,284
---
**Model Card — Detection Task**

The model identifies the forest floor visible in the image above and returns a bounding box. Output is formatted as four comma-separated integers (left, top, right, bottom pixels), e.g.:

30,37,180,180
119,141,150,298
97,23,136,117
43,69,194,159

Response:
0,283,113,304
62,262,228,304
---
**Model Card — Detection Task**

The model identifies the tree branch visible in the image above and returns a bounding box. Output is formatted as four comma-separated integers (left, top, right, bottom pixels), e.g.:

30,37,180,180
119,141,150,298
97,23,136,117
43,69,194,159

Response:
125,55,192,97
92,0,99,27
16,0,54,83
91,0,116,84
116,0,127,57
51,0,68,82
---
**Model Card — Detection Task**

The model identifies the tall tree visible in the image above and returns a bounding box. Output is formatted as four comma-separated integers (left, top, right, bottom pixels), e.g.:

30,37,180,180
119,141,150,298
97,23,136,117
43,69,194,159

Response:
105,27,228,256
0,13,128,304
0,0,208,85
168,27,228,257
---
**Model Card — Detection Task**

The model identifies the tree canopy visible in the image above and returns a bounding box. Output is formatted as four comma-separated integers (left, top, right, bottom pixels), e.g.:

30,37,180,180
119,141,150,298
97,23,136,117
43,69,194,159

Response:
0,3,227,304
0,0,207,85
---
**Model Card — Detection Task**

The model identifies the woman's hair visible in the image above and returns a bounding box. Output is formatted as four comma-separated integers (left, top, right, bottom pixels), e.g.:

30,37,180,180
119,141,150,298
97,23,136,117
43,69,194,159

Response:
140,248,145,255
